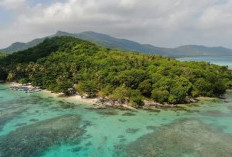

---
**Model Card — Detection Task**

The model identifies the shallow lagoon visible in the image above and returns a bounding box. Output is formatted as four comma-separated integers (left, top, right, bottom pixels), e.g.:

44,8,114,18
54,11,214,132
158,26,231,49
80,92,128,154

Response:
1,84,232,157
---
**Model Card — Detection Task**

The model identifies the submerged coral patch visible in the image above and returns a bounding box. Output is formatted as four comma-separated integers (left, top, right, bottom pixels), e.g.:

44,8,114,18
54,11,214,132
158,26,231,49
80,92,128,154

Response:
201,110,229,117
72,146,83,152
122,112,136,116
145,109,161,113
85,107,119,116
118,119,127,122
59,102,76,109
14,123,27,127
85,141,92,146
29,118,39,122
114,119,232,157
119,138,127,142
126,128,140,134
96,108,119,116
0,115,84,157
0,107,27,131
146,126,156,130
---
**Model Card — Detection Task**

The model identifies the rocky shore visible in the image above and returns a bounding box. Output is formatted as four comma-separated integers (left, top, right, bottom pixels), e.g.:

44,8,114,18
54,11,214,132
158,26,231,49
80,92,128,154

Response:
94,98,136,110
10,82,41,93
93,97,198,110
9,82,199,110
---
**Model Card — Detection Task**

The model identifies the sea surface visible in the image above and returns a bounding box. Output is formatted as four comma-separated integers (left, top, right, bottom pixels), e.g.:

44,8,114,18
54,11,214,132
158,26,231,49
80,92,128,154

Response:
1,56,232,157
177,55,232,69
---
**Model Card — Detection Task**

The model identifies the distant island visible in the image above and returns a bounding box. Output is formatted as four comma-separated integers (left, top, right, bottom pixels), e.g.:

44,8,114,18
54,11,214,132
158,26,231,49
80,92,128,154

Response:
1,31,232,57
0,36,232,108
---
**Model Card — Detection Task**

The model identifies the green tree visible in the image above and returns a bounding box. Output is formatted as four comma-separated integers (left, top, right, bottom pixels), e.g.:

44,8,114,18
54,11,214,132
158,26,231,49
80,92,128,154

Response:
138,79,152,97
75,81,98,98
151,88,169,103
57,79,73,95
111,86,130,100
129,90,144,107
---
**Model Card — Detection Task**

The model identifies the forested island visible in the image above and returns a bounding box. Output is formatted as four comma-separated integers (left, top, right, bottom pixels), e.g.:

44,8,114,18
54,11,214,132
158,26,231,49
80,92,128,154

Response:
0,37,232,107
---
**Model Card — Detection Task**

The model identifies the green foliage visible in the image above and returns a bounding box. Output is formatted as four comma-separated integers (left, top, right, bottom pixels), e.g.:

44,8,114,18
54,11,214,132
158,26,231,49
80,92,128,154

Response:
130,96,144,107
1,37,86,65
98,85,114,97
0,53,7,80
168,77,192,104
19,78,28,84
75,81,98,98
129,90,144,107
1,36,231,106
138,80,152,97
151,88,169,104
111,86,130,100
56,79,73,95
115,69,148,89
192,78,212,97
0,67,8,81
0,52,7,59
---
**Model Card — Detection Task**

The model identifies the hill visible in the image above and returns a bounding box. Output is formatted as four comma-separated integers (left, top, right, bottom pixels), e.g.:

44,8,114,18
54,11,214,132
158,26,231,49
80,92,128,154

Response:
1,31,232,57
0,52,7,59
0,36,231,106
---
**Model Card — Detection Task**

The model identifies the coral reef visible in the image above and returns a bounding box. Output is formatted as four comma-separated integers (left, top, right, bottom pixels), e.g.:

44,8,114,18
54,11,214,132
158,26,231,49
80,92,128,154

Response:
114,119,232,157
0,115,84,157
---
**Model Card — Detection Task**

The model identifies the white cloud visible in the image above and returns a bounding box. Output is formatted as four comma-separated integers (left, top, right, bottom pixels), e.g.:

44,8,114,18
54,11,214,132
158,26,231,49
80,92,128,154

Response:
200,0,232,30
1,0,232,48
0,0,27,10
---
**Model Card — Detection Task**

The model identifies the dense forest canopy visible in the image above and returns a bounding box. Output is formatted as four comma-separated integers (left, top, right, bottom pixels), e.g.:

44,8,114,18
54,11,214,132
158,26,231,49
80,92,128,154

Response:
1,37,232,107
0,52,7,59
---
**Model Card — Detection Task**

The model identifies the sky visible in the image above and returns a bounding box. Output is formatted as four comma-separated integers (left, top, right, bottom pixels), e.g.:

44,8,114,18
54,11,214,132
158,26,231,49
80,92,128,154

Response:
0,0,232,49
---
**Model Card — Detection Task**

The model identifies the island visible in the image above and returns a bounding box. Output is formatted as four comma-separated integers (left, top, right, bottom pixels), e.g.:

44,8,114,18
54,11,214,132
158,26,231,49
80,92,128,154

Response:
0,37,232,108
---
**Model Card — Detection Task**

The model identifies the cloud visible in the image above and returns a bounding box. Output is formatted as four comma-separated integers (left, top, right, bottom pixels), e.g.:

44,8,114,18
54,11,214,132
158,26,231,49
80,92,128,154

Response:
0,0,28,10
0,0,232,48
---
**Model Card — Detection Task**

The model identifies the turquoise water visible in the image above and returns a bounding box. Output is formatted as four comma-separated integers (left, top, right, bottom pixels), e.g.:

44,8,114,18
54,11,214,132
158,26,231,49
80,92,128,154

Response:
1,83,232,157
1,56,232,157
177,56,232,69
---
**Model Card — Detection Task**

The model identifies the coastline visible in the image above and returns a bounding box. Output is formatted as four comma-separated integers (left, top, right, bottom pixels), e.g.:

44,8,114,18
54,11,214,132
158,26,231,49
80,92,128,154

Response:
9,82,137,110
10,82,98,104
41,90,137,110
8,82,221,110
42,89,98,105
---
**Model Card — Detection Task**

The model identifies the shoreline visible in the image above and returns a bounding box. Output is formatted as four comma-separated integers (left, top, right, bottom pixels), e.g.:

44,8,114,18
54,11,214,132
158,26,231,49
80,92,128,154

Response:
10,82,98,104
42,89,98,105
8,82,221,110
41,90,137,110
9,82,137,110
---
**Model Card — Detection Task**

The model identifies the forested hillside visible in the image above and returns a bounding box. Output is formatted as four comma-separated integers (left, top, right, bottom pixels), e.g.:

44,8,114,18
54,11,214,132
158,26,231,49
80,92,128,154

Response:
2,31,232,57
0,52,6,59
1,37,232,107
